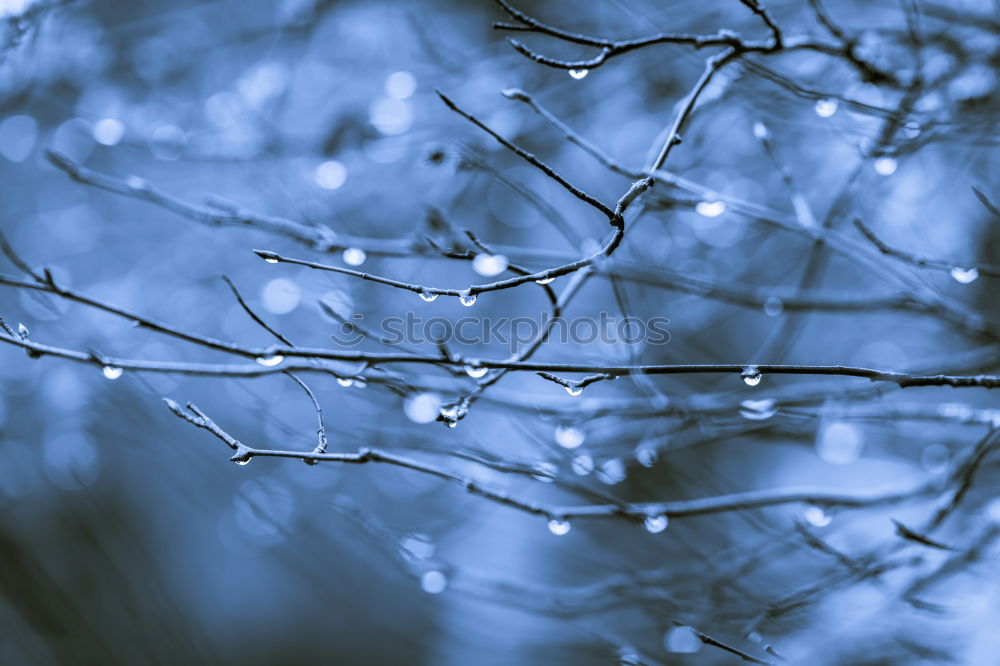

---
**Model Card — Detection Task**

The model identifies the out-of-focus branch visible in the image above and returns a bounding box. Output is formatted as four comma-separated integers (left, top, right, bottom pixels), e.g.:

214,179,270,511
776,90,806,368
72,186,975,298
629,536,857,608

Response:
46,149,363,253
854,218,1000,279
972,186,1000,216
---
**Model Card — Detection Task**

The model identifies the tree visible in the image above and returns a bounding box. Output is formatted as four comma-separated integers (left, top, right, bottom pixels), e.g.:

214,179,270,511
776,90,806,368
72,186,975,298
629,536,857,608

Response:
1,0,999,663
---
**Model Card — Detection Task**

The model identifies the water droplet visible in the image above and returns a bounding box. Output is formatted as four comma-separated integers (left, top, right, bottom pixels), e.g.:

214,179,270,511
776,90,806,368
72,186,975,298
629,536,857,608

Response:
404,392,442,424
571,454,594,475
261,278,301,315
150,124,187,161
0,115,36,163
315,160,347,190
739,399,777,421
763,296,783,317
472,253,509,277
230,447,253,465
532,461,557,482
401,534,435,559
16,322,29,338
554,425,585,449
920,443,949,473
547,518,571,535
93,118,125,146
901,121,921,139
564,385,583,397
386,71,417,100
984,497,1000,523
636,447,658,468
752,121,769,139
126,176,148,191
418,290,438,302
458,289,477,307
256,355,285,367
950,267,979,284
618,647,642,666
568,69,588,80
940,402,973,421
264,256,279,264
644,514,669,534
664,626,701,654
695,201,726,218
873,156,897,176
803,504,832,527
464,363,488,379
816,421,864,465
741,365,762,386
814,98,839,117
535,276,554,285
337,377,354,387
102,365,123,380
597,458,627,485
342,247,366,266
439,402,467,428
420,570,448,594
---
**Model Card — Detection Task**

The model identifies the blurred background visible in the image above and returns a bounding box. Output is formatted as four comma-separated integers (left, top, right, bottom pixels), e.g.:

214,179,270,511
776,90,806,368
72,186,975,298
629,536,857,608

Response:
1,0,1000,663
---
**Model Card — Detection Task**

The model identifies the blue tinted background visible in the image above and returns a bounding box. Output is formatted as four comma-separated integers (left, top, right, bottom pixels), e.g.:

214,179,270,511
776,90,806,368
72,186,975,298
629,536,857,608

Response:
1,0,999,664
